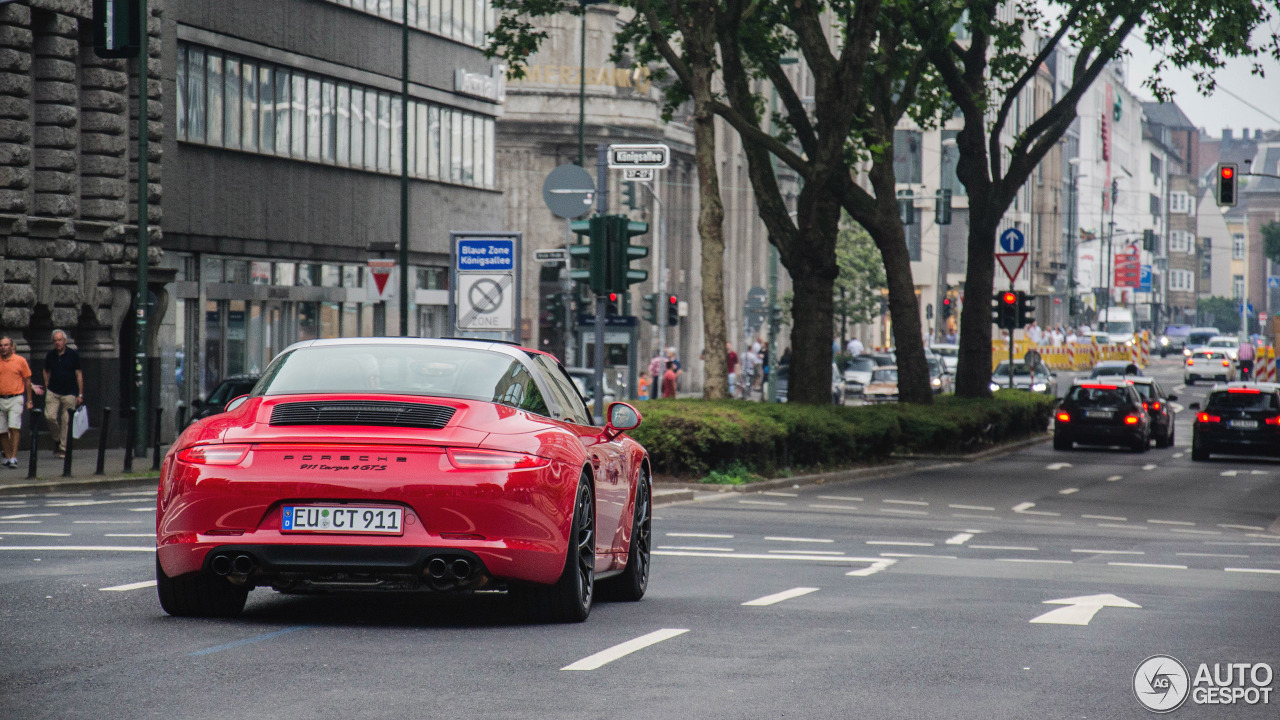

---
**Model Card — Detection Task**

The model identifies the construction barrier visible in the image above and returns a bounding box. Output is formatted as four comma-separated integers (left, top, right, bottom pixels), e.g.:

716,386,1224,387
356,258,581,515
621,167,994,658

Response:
990,341,1144,372
1258,346,1276,382
1140,331,1151,368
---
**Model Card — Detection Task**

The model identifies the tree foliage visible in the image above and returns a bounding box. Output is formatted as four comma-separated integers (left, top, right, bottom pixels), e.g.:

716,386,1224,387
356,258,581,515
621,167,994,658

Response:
834,218,887,327
1263,221,1280,267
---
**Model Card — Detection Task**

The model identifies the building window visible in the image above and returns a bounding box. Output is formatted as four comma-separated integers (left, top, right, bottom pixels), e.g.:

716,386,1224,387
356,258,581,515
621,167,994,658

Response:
320,0,496,49
1233,234,1245,260
1201,238,1212,281
893,129,923,185
1234,274,1244,299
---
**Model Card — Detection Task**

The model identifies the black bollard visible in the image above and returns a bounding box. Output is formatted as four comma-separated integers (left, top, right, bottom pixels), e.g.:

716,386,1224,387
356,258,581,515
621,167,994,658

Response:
95,407,111,476
152,407,162,471
123,407,135,474
25,408,38,479
62,406,74,478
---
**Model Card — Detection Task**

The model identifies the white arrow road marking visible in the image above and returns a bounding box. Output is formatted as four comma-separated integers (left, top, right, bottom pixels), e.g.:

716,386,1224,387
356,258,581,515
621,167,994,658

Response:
100,580,157,592
1045,463,1072,470
1029,593,1141,625
1012,502,1060,516
945,533,975,545
742,587,819,607
1169,403,1184,413
562,629,688,670
846,558,897,577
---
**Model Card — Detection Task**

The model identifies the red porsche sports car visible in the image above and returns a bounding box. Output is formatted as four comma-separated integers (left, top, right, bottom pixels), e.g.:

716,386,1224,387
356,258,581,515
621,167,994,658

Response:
155,338,651,622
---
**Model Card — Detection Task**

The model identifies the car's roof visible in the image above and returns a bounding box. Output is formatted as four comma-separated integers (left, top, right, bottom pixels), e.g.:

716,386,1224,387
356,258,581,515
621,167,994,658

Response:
1091,374,1153,385
1093,360,1131,367
1191,348,1227,356
1208,336,1237,343
219,374,261,382
1209,381,1280,393
278,336,542,361
871,365,899,372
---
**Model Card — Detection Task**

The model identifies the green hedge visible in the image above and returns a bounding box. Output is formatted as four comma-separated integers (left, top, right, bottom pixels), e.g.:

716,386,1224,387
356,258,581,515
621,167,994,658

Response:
630,390,1054,479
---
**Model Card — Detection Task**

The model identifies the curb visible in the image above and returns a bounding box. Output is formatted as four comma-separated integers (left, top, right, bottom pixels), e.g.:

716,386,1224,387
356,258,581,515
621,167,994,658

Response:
0,472,159,495
890,432,1052,463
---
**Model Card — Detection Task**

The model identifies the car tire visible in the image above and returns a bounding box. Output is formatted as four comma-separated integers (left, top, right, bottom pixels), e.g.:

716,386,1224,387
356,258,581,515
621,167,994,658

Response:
1053,432,1071,451
155,556,249,618
519,474,595,623
1191,437,1209,462
1132,432,1149,453
1155,424,1171,449
599,471,651,603
1186,377,1194,386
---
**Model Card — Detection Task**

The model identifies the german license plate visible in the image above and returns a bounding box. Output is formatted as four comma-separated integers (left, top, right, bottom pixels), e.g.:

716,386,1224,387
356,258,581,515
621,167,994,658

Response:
282,506,404,534
1229,419,1259,429
1085,411,1111,419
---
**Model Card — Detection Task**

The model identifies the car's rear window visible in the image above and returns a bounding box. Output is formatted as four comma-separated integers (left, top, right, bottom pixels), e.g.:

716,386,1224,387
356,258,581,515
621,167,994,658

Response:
932,347,958,357
847,357,876,372
1207,391,1280,411
871,369,898,382
1188,332,1217,345
254,345,548,414
1068,386,1131,407
1130,383,1153,399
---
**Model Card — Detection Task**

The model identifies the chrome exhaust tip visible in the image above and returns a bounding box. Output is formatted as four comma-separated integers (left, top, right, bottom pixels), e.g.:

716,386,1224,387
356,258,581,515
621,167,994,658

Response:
231,554,254,575
426,557,448,579
211,554,232,576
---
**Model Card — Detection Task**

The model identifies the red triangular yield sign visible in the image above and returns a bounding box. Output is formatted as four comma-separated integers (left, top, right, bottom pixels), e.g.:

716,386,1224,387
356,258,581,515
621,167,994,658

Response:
995,252,1028,284
371,269,392,294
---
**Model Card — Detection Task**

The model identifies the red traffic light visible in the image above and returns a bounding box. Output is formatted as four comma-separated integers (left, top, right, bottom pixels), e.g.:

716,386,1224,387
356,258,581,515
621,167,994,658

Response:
668,295,678,304
1221,166,1234,180
1001,292,1017,305
608,292,618,302
942,298,951,306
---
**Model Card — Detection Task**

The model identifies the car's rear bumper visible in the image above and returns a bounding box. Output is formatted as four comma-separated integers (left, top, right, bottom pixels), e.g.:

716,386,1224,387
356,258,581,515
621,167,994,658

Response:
1194,430,1280,456
1057,426,1145,446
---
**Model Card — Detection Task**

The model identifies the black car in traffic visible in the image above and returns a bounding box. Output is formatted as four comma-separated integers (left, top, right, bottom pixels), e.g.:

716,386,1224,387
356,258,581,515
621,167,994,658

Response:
1054,381,1150,452
1093,375,1178,448
1191,384,1280,461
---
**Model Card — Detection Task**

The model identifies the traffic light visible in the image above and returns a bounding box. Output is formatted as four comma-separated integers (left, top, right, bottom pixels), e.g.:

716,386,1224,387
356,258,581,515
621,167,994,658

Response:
642,293,661,325
1016,291,1035,326
1217,163,1237,206
941,295,954,318
992,291,1017,329
935,189,952,225
606,214,649,292
622,181,638,210
926,303,934,321
93,0,141,58
541,292,564,327
666,294,679,326
605,292,623,316
898,189,914,226
569,216,608,295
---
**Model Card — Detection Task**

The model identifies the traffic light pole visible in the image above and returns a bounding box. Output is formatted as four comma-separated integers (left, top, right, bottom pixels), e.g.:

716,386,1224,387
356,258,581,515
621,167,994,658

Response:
134,0,150,457
593,145,608,422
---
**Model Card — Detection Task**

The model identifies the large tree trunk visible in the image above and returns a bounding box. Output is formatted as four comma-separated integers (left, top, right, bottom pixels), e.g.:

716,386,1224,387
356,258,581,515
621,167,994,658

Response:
783,189,841,405
692,92,727,399
955,208,1000,397
874,216,933,405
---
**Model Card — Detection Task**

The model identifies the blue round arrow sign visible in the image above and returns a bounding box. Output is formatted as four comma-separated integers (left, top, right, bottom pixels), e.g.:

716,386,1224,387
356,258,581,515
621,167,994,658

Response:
999,228,1025,253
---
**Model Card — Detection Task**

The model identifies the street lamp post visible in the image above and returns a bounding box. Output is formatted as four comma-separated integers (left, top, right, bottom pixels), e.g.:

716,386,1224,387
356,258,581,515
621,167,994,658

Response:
399,0,410,336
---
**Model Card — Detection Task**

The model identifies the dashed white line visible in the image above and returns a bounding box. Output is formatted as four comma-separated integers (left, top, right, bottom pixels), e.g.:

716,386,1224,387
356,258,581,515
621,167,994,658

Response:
766,549,844,556
1141,464,1158,471
764,536,834,543
45,500,153,507
878,508,929,516
1106,475,1123,482
948,504,996,511
1219,524,1265,532
1097,523,1149,530
0,532,70,537
866,541,934,547
760,491,798,498
1179,553,1249,558
561,629,689,671
883,499,929,506
1045,463,1072,470
951,513,1001,520
997,558,1073,564
0,513,59,520
73,521,147,525
99,580,157,592
878,552,957,559
1082,514,1127,521
656,545,733,553
846,558,897,577
0,521,43,525
808,504,860,511
1169,529,1222,536
969,545,1038,551
0,546,153,552
1058,488,1079,495
737,500,788,507
1108,562,1186,570
128,508,155,513
1072,549,1144,555
1148,519,1196,526
653,551,879,563
1172,452,1184,458
103,533,155,538
741,587,819,607
666,533,734,539
817,495,863,502
109,491,157,497
1224,568,1280,575
945,533,974,545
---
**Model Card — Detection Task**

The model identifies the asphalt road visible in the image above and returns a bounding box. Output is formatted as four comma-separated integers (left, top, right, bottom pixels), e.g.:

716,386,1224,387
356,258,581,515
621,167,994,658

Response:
3,356,1280,719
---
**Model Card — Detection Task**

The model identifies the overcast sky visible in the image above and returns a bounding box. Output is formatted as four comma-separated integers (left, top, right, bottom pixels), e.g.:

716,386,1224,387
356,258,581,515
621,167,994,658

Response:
1122,30,1280,135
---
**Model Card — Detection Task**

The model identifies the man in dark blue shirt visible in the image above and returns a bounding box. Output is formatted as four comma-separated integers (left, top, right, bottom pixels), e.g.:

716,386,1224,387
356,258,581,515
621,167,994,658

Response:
43,329,82,457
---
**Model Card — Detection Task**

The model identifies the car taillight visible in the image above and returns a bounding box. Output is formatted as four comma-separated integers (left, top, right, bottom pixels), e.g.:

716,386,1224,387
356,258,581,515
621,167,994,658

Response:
1056,412,1070,423
1151,401,1161,412
1197,413,1221,423
1187,360,1195,366
1124,415,1140,425
1267,416,1280,426
176,444,251,465
1223,360,1231,367
447,448,550,470
1142,402,1149,411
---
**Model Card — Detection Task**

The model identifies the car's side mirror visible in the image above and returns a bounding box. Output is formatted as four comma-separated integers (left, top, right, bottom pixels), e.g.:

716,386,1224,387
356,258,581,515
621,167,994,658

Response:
225,395,250,413
605,402,641,433
1189,402,1201,411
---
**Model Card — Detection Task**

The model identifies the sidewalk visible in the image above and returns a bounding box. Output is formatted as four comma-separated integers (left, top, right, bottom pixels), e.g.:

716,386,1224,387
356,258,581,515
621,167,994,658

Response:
0,443,163,494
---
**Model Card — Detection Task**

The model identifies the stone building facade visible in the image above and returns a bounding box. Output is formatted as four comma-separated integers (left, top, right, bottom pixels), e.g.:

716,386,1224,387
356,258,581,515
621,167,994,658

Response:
0,0,165,438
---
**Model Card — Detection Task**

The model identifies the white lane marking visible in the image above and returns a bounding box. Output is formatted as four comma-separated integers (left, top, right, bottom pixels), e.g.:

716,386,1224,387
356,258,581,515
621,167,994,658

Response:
817,495,863,502
1172,453,1184,458
949,504,996,511
846,558,897,577
44,499,153,507
1221,470,1243,477
104,533,156,538
0,546,154,552
878,508,929,516
738,500,788,507
129,508,155,513
1058,488,1079,495
562,629,689,671
1173,384,1186,391
879,553,958,559
1252,470,1270,475
883,499,929,506
109,491,157,497
1106,475,1123,482
0,513,59,520
1148,519,1195,526
1170,529,1222,536
760,491,798,498
1012,502,1060,516
656,545,734,553
0,521,43,525
0,532,70,537
1045,463,1072,470
945,533,974,545
1030,594,1141,625
73,521,147,525
1247,535,1280,541
1219,524,1265,531
100,580,157,592
866,541,934,547
1207,541,1280,547
1071,549,1144,555
653,551,881,563
1012,502,1034,513
970,545,1038,551
1082,514,1127,521
764,536,834,544
665,533,734,539
741,587,819,607
952,513,1001,520
1179,553,1249,558
766,549,844,556
1169,403,1184,413
997,558,1073,564
1108,562,1186,570
1225,568,1280,575
1141,464,1158,471
809,504,860,511
1097,523,1149,530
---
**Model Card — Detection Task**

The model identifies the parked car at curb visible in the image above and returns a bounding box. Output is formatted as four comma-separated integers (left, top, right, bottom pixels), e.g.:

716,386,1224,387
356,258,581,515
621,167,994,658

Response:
156,338,652,623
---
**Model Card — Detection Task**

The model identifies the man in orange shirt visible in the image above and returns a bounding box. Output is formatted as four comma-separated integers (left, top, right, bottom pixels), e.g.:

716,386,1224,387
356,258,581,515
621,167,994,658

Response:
0,336,33,468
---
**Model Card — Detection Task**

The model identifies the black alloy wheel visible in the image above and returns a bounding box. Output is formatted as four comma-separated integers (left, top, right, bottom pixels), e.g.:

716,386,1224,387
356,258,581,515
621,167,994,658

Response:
601,471,651,602
520,473,595,623
1191,435,1209,462
155,556,249,618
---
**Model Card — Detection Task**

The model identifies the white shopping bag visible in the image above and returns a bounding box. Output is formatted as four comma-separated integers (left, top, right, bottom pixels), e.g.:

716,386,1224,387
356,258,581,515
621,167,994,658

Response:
72,405,89,439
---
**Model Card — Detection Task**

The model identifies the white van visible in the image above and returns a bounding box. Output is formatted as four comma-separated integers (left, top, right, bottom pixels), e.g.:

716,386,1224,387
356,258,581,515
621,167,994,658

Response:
1096,307,1136,345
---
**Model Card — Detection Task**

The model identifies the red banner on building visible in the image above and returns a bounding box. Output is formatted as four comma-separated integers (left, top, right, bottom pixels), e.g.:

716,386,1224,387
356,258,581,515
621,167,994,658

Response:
1114,251,1140,288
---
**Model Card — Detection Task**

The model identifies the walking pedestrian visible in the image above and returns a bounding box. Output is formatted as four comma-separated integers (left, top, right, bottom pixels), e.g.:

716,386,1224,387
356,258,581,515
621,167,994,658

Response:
0,336,33,468
43,329,83,458
741,344,759,400
647,351,665,401
661,360,678,398
726,342,739,398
